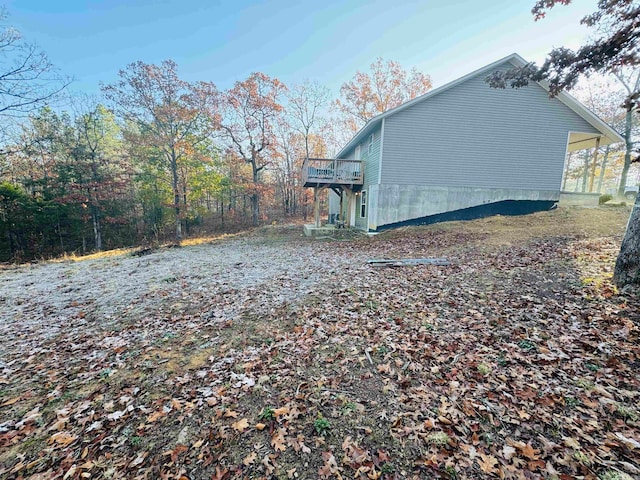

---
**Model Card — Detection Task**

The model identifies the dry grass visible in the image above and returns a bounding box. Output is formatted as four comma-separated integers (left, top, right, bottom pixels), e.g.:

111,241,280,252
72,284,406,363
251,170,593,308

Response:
179,231,244,246
51,247,136,263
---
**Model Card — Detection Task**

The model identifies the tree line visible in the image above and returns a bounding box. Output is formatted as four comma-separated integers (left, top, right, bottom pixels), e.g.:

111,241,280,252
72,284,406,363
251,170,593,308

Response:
0,26,432,261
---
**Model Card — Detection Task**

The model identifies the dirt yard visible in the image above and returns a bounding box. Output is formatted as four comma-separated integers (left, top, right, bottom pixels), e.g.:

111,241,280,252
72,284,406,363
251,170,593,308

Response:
1,206,638,480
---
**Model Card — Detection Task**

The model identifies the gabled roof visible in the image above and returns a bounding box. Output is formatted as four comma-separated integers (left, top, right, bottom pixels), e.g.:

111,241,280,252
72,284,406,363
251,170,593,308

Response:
337,53,624,158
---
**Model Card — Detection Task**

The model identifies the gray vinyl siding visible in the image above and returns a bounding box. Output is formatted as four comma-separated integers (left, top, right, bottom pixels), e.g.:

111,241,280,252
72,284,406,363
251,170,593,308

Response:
341,126,381,187
341,126,382,230
381,68,600,189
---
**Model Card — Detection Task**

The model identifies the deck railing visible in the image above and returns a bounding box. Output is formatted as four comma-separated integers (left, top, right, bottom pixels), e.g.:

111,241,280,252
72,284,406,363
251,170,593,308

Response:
302,158,364,186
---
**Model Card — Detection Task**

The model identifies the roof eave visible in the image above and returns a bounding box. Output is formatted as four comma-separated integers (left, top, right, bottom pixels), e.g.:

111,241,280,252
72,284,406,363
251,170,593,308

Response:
557,91,625,145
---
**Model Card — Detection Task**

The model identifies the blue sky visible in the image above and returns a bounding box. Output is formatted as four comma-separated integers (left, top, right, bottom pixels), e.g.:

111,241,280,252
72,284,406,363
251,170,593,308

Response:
4,0,598,96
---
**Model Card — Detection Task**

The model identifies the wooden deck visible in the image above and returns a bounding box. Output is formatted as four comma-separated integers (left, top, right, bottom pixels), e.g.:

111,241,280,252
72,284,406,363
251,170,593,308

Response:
302,158,364,188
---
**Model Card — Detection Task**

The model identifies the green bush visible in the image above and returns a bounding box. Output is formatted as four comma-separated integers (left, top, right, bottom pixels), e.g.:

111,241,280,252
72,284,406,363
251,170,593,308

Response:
598,194,613,204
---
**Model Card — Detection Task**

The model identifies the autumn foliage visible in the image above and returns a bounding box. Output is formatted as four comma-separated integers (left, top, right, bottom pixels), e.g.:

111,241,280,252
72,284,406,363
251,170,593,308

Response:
336,58,433,132
0,55,434,260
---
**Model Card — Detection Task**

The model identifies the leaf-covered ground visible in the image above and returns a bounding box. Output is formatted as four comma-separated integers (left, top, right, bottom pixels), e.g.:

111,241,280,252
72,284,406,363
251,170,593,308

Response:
1,206,639,480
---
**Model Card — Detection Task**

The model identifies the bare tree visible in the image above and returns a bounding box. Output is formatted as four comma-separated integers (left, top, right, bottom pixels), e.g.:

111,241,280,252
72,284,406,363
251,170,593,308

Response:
612,67,640,195
286,80,330,161
573,75,628,193
0,10,70,118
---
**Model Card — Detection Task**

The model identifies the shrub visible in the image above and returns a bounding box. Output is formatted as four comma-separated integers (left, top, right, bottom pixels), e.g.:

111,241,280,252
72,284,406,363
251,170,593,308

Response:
313,415,331,435
599,194,613,204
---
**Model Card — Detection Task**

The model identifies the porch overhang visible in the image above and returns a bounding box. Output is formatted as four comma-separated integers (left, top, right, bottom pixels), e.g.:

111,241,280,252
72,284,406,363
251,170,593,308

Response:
567,131,621,152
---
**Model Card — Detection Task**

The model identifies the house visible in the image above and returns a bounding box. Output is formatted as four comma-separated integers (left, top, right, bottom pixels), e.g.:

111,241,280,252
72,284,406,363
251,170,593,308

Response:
302,53,624,232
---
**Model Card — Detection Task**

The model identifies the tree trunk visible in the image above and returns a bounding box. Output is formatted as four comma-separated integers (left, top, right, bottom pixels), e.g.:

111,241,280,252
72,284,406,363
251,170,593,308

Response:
182,181,188,236
88,158,103,251
302,190,308,221
589,138,600,192
582,150,590,192
170,152,182,242
242,195,247,220
617,107,633,196
314,188,320,227
58,221,64,251
562,152,571,191
220,195,224,227
92,208,102,251
292,188,297,215
251,193,259,227
613,193,640,287
251,162,260,227
597,145,610,194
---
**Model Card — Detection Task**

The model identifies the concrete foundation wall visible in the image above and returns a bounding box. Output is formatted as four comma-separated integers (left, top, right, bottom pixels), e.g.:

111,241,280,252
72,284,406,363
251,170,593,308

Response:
370,184,560,230
559,191,600,206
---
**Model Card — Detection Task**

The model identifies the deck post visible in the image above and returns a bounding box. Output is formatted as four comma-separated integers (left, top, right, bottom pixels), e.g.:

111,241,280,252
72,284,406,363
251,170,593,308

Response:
589,137,601,192
339,190,344,224
314,187,320,227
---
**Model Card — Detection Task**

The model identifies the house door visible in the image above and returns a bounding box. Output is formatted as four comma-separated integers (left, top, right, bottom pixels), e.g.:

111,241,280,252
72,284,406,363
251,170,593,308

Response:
349,193,357,226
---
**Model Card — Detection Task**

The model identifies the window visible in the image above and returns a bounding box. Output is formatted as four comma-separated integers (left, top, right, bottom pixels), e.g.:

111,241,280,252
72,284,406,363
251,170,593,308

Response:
355,144,361,160
360,191,367,218
368,133,374,154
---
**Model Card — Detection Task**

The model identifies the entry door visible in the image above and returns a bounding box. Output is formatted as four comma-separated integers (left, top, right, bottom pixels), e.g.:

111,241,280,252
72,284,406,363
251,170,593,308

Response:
349,194,357,226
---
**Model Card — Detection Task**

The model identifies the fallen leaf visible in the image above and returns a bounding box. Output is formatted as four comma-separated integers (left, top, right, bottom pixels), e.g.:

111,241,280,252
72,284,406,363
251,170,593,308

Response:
106,410,125,421
1,396,20,407
232,418,249,432
48,431,78,446
243,452,257,466
615,432,640,449
274,406,290,418
319,451,341,478
262,453,275,474
146,410,166,423
129,452,147,467
272,429,287,452
49,417,68,431
502,445,516,461
163,444,188,463
211,466,229,480
62,465,77,480
519,442,540,460
192,438,204,449
563,437,580,449
528,459,546,471
478,453,498,474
